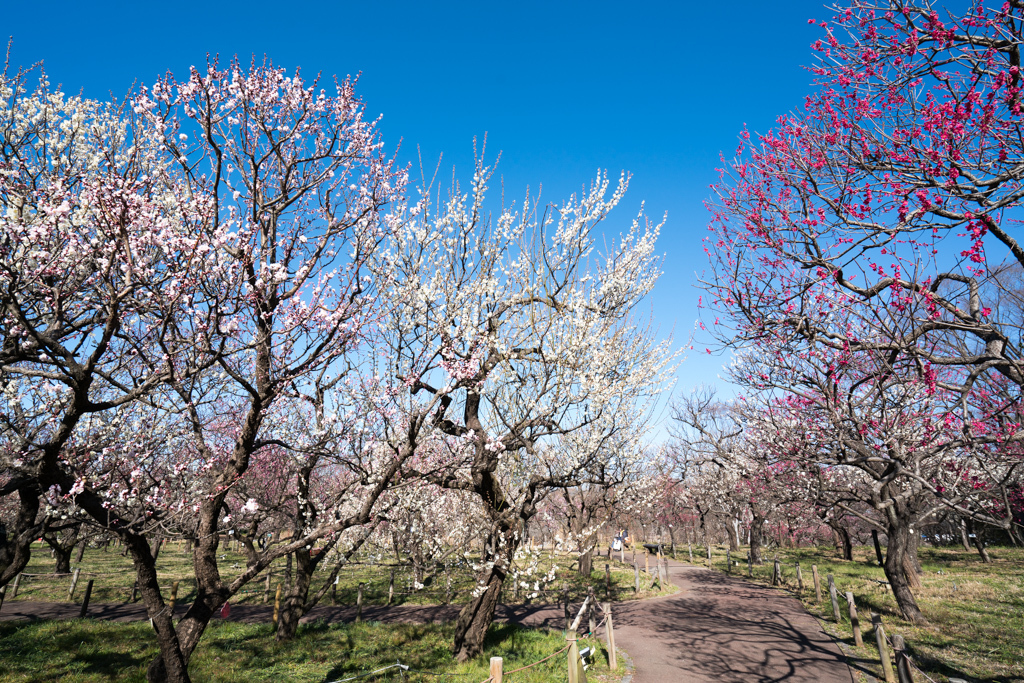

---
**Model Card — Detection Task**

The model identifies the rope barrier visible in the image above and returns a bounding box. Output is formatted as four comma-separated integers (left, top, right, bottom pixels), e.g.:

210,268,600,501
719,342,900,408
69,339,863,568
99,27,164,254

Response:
502,644,570,674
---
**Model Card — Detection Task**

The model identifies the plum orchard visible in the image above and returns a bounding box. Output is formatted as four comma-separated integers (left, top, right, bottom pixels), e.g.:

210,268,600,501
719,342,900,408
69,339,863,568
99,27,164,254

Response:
698,1,1024,625
0,58,675,680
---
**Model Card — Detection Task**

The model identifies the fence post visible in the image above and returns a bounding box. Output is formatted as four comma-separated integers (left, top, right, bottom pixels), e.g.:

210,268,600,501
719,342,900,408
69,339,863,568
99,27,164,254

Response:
747,553,752,577
726,549,731,573
812,565,821,603
10,574,21,599
688,542,693,563
872,613,896,683
605,564,611,598
263,571,272,604
0,584,6,614
388,569,395,605
602,602,618,671
706,544,711,567
845,591,863,647
892,634,915,683
586,586,596,634
772,559,781,586
79,579,94,618
633,563,639,592
356,582,364,623
828,574,841,622
169,581,179,618
567,629,579,683
563,583,571,629
68,568,81,600
645,552,649,575
489,656,503,683
796,564,804,594
273,585,282,627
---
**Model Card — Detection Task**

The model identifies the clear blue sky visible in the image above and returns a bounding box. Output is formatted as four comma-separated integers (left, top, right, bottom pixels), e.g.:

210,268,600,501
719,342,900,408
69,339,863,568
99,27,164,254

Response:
2,0,826,420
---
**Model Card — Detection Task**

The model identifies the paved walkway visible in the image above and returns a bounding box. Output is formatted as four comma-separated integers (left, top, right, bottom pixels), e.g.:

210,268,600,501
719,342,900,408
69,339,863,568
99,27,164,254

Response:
1,560,853,683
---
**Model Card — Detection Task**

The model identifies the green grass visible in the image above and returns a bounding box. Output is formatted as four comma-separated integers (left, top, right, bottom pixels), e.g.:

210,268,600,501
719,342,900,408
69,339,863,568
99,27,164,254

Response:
0,618,619,682
9,539,672,608
688,543,1024,683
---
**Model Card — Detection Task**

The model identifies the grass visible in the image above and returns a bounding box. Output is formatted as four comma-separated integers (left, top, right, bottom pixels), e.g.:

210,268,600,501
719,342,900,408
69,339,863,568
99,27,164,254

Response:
0,618,619,683
686,543,1024,683
8,538,673,608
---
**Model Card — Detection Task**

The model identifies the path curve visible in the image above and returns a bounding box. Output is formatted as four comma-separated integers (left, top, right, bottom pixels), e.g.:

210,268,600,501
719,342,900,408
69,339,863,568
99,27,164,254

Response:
0,559,853,683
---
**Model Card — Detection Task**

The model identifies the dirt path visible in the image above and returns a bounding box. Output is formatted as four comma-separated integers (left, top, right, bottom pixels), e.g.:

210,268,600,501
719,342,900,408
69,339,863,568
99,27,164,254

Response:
1,559,853,683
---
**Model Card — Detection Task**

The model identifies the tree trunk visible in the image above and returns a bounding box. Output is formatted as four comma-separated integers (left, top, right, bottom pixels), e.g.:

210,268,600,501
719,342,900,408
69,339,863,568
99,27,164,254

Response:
726,519,739,551
53,546,72,575
882,521,927,625
276,549,313,641
959,517,971,551
452,532,516,662
577,547,593,577
74,540,87,564
837,526,853,561
965,519,992,563
749,513,765,565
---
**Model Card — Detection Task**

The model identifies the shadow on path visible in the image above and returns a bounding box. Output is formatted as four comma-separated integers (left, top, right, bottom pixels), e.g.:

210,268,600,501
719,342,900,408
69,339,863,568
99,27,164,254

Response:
0,560,854,683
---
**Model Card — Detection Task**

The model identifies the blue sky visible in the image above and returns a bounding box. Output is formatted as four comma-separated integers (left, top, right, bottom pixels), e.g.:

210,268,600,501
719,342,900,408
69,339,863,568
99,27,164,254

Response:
3,0,827,422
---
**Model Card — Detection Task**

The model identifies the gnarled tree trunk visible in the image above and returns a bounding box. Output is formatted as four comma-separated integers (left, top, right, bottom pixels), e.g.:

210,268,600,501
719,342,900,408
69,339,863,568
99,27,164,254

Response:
882,520,927,624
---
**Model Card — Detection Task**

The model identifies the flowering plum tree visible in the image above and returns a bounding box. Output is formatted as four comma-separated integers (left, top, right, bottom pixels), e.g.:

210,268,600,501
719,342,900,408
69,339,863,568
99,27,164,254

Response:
376,153,675,660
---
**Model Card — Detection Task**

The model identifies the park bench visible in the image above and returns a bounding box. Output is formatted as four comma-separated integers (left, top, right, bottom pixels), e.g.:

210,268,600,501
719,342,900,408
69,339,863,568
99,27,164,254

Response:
642,543,664,554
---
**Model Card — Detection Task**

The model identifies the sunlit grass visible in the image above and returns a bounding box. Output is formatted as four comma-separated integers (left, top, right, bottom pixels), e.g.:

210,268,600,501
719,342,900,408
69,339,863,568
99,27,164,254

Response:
0,618,619,683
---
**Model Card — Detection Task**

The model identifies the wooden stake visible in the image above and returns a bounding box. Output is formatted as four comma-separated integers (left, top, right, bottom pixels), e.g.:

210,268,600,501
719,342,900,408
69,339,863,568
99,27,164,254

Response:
79,579,94,618
388,570,395,605
602,602,617,671
872,613,896,683
263,571,272,604
273,585,282,626
726,549,731,573
773,559,781,586
356,582,364,622
68,568,81,600
567,630,579,683
10,574,21,599
846,591,863,646
796,564,804,594
587,586,596,634
747,553,752,577
169,581,179,618
490,657,503,683
633,563,639,592
892,634,915,683
605,564,611,598
828,574,841,622
812,565,821,603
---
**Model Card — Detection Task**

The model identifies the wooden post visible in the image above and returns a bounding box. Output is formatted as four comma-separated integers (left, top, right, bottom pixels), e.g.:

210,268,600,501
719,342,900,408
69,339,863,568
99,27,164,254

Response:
828,574,841,622
688,542,693,563
644,552,649,575
605,564,611,598
567,629,579,683
796,564,804,594
872,613,896,683
68,568,81,600
633,563,640,592
812,565,821,603
356,582,364,623
726,549,731,573
10,574,21,599
602,602,617,671
331,575,338,604
273,585,282,626
846,591,863,646
772,559,781,586
79,580,94,618
388,569,395,605
489,657,503,683
747,553,752,577
587,587,596,634
130,578,139,603
706,544,711,567
169,581,179,617
563,583,571,629
263,571,272,604
0,585,6,614
619,543,624,563
892,634,915,683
